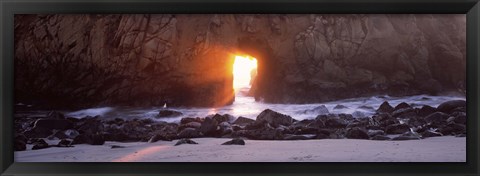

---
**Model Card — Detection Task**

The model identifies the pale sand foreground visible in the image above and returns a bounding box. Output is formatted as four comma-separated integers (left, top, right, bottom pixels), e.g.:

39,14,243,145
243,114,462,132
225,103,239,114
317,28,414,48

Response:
15,136,466,162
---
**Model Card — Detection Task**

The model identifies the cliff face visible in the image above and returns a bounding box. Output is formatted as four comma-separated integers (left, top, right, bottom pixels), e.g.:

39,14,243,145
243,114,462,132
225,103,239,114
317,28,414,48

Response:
14,14,465,109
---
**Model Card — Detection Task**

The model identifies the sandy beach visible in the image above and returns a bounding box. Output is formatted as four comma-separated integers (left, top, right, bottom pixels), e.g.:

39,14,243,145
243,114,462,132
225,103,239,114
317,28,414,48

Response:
15,136,466,162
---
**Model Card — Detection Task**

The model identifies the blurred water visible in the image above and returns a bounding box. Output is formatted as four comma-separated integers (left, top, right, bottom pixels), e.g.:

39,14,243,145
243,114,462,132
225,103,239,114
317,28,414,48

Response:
65,91,466,123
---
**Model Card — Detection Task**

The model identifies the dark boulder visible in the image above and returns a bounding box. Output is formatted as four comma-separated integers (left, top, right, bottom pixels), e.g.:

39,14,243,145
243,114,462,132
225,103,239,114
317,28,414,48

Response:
178,122,202,132
157,110,183,118
421,131,443,138
345,127,369,139
221,138,246,145
346,121,368,129
72,134,105,145
418,105,436,117
233,117,255,126
367,130,385,137
406,116,427,128
33,118,73,131
219,122,233,135
32,139,50,150
177,128,203,139
57,139,73,147
211,114,232,123
385,124,411,134
103,132,130,142
174,138,198,146
256,109,294,128
439,123,466,135
424,112,450,124
293,127,319,135
77,118,104,134
377,101,394,114
394,102,412,111
91,134,105,145
324,118,347,128
437,100,466,114
306,118,326,129
14,137,27,151
199,117,220,137
291,119,315,128
449,112,466,124
180,117,203,124
392,131,421,140
23,126,53,138
315,129,331,139
392,107,416,118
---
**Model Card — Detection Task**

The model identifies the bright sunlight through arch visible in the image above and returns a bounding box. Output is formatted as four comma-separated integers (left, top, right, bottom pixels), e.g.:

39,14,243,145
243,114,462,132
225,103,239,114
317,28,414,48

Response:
233,55,257,91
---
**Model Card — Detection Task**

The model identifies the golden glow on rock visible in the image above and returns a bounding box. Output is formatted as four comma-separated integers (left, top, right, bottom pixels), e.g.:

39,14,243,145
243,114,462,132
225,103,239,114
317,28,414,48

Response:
233,55,257,91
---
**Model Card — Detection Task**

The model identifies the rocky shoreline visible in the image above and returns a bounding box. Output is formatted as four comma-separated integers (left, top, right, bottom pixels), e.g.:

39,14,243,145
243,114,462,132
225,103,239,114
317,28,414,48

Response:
14,100,466,151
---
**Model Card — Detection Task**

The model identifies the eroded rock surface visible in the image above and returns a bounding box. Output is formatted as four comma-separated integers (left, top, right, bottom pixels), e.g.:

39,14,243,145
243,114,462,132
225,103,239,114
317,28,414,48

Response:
15,14,465,108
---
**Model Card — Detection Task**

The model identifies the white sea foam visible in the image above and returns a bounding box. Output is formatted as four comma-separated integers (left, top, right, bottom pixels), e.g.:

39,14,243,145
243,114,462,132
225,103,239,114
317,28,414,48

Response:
66,107,115,118
64,91,465,122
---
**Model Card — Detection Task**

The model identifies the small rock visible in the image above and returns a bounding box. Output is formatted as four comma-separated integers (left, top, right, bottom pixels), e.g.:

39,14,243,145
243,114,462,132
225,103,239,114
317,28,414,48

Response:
111,145,126,149
174,138,198,146
32,139,50,150
221,138,246,145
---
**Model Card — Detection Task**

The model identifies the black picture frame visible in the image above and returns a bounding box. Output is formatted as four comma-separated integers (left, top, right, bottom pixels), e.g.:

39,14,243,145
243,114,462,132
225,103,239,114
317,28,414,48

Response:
1,0,479,175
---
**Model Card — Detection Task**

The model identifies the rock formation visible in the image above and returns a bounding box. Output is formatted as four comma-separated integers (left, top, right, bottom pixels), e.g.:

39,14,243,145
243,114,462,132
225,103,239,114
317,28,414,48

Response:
14,14,466,109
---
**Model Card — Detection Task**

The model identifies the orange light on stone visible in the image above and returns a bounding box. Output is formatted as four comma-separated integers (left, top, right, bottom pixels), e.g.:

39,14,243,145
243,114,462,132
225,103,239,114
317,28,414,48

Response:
233,55,257,91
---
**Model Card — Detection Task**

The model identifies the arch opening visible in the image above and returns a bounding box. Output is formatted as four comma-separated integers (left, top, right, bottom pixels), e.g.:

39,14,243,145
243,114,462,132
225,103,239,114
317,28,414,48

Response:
232,55,257,95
